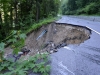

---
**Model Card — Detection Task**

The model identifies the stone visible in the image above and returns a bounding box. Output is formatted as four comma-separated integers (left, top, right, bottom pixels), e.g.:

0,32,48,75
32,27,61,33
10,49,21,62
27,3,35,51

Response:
50,50,54,54
53,49,58,52
61,43,67,47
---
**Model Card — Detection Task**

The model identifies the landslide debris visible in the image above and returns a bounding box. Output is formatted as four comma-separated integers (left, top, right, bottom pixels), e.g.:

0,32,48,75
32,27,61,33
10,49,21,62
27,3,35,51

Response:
24,23,91,55
5,23,91,57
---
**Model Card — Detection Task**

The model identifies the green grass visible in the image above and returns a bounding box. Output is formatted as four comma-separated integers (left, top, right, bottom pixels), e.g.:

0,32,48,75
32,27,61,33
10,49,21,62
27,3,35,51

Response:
1,16,59,46
0,17,59,75
25,17,58,34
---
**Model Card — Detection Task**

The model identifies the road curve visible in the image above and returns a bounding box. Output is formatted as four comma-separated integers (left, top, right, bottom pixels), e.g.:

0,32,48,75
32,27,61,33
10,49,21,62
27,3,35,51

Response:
50,16,100,75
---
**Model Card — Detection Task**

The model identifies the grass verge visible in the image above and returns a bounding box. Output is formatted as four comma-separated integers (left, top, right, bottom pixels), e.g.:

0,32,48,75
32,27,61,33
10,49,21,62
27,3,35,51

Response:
1,16,59,44
25,17,59,35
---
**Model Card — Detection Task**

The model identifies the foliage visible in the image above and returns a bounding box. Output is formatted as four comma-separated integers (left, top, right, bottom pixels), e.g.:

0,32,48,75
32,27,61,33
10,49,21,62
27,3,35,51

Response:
0,30,50,75
0,53,50,75
25,17,58,34
83,3,100,15
60,0,100,15
0,0,60,41
7,30,26,54
0,42,5,62
0,1,59,75
0,30,26,62
0,42,5,52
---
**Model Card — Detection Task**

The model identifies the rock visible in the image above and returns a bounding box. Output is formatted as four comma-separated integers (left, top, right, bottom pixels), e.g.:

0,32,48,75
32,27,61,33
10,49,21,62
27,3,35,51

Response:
21,48,30,55
50,50,54,54
67,37,71,40
53,49,58,52
5,54,16,62
43,43,49,48
18,52,23,55
61,43,67,47
51,43,55,48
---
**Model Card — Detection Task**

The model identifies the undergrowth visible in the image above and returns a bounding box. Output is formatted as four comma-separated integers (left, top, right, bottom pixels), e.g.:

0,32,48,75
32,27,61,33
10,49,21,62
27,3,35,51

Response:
25,17,58,34
0,17,58,75
0,30,50,75
0,53,50,75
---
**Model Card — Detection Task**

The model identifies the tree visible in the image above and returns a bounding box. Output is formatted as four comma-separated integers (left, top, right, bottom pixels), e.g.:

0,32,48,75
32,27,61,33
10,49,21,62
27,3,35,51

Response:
61,0,100,15
0,0,60,41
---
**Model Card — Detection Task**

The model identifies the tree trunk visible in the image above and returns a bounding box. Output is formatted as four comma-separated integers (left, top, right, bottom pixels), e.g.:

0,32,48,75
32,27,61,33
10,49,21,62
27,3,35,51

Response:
36,0,40,22
0,12,2,25
10,0,13,29
14,0,18,25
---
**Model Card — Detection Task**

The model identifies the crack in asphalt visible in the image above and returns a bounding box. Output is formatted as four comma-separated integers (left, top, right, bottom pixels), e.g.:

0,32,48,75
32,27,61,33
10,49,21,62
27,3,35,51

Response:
83,45,100,53
80,52,100,65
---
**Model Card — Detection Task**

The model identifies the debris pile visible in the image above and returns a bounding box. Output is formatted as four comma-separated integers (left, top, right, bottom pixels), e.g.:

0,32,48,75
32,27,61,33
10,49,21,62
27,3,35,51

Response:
5,47,30,62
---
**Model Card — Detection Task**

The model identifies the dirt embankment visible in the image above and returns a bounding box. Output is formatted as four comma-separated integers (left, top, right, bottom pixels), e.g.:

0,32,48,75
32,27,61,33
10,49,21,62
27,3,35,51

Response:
24,23,91,55
5,23,91,57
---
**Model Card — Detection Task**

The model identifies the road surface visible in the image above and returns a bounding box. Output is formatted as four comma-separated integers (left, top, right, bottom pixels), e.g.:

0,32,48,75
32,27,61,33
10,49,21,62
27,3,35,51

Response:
50,16,100,75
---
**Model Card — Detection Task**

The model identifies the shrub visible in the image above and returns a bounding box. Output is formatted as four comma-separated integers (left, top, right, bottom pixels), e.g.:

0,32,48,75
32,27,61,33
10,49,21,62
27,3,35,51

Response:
76,2,100,15
65,11,76,15
0,53,50,75
76,9,86,15
84,3,99,14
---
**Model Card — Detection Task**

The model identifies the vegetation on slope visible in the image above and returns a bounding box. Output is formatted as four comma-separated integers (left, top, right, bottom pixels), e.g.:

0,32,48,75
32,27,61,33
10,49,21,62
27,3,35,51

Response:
0,0,60,41
60,0,100,15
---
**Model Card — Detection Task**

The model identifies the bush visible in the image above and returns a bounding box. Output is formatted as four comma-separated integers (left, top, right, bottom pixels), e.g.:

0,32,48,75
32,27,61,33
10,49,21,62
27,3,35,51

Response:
76,9,86,15
84,3,99,14
0,53,50,75
65,11,76,15
76,3,100,15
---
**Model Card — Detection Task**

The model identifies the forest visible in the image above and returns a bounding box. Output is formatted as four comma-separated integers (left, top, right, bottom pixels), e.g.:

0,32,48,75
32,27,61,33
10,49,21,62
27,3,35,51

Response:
1,0,100,42
61,0,100,15
0,0,100,75
0,0,60,42
0,1,60,74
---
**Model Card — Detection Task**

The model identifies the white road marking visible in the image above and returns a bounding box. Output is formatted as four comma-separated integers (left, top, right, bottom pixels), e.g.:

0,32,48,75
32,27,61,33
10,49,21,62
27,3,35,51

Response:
58,69,68,75
64,46,72,50
86,26,100,35
58,61,75,75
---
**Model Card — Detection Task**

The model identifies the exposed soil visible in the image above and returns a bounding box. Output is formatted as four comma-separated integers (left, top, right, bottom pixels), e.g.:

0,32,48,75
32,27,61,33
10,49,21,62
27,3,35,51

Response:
5,23,91,57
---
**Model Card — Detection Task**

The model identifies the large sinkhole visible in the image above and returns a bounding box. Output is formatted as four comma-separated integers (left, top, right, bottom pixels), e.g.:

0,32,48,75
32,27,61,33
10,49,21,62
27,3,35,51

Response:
53,23,91,45
4,23,92,72
5,23,91,56
25,23,91,54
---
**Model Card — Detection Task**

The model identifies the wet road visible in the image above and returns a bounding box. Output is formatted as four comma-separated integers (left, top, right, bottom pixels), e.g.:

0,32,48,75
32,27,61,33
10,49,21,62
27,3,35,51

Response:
50,16,100,75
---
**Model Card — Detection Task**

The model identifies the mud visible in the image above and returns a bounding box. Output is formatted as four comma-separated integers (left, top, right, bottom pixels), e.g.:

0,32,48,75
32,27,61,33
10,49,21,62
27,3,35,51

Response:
5,23,91,56
25,23,91,55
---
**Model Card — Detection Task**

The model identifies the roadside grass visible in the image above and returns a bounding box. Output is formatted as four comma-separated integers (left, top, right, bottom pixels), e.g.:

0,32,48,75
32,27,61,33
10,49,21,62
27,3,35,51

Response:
25,17,58,34
0,17,59,75
11,17,58,52
1,17,59,44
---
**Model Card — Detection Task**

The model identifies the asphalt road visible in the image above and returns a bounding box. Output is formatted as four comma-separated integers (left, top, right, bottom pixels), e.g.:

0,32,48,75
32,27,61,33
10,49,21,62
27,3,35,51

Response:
50,16,100,75
56,16,100,33
68,16,100,22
